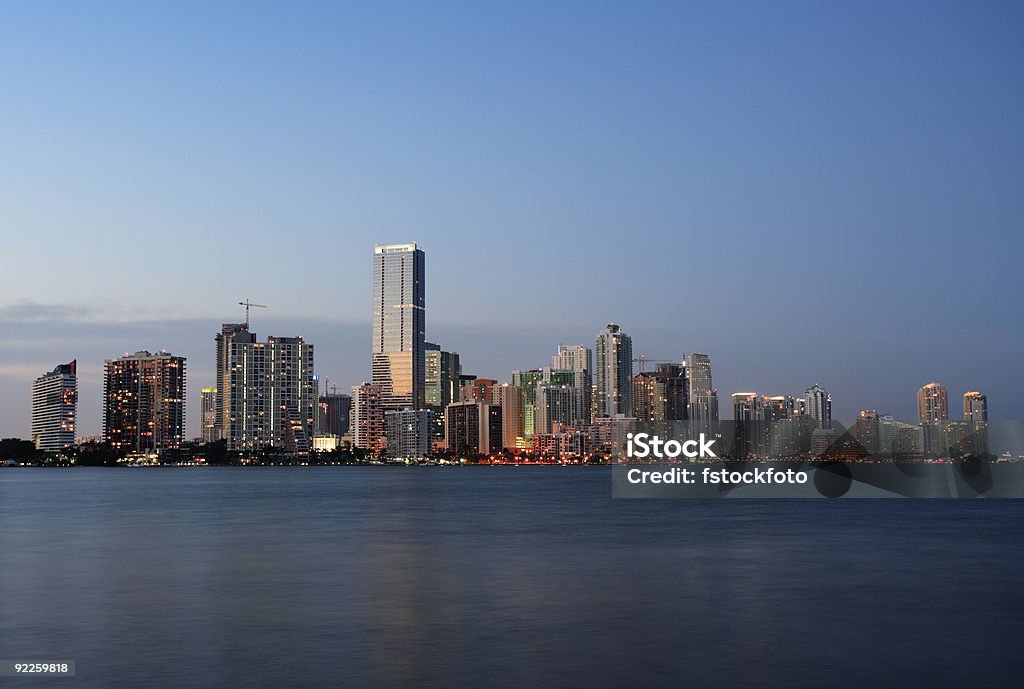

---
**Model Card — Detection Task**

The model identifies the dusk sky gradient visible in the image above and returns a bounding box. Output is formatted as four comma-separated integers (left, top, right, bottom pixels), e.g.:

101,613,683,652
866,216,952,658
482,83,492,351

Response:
1,1,1022,438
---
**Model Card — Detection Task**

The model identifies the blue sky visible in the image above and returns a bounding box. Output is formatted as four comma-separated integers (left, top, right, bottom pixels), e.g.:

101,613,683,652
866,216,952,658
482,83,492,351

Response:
1,1,1022,437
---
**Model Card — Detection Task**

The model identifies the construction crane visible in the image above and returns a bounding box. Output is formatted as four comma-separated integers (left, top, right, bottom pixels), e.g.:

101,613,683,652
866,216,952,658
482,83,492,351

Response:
238,300,267,328
632,356,676,374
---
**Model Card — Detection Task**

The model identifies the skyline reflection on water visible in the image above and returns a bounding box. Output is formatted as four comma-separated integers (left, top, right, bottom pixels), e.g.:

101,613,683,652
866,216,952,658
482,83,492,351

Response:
1,467,1022,688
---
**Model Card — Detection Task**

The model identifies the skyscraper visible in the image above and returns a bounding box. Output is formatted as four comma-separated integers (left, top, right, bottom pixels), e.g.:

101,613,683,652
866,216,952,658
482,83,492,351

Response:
424,342,461,409
551,344,593,425
104,351,186,453
511,369,544,438
918,382,949,423
595,323,633,418
489,383,525,450
200,387,218,443
685,353,719,436
217,327,317,453
633,363,688,423
31,360,77,452
214,323,249,443
963,391,988,457
318,392,352,438
372,243,425,410
804,384,832,429
534,383,577,435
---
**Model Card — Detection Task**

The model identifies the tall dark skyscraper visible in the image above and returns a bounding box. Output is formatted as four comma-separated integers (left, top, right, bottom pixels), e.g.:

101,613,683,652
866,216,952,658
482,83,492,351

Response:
104,351,186,453
372,243,425,410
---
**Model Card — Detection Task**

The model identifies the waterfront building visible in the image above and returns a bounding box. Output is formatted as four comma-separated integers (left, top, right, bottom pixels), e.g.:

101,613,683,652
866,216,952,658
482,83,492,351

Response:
351,383,385,453
372,243,425,410
425,342,460,441
104,351,186,453
445,400,502,456
385,409,433,459
685,353,719,437
963,391,989,457
217,327,316,453
200,387,218,443
553,344,592,424
804,384,832,429
31,360,78,452
853,410,881,454
534,383,577,435
918,382,949,423
595,324,633,417
511,369,544,437
489,383,525,450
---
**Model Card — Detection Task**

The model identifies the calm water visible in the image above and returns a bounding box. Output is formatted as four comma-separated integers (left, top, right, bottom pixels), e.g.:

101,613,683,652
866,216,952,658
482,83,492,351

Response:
1,467,1022,688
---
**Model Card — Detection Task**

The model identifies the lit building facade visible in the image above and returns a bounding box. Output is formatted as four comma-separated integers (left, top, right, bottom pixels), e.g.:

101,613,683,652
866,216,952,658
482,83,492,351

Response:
217,327,316,453
104,351,186,453
200,387,218,443
31,360,78,452
917,382,949,423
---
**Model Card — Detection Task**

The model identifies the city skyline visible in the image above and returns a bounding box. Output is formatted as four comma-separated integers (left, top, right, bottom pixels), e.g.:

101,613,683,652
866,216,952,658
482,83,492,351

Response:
2,3,1022,436
4,271,1003,442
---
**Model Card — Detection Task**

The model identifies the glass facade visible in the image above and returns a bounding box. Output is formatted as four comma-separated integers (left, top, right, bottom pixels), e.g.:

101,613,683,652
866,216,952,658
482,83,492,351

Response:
372,243,425,410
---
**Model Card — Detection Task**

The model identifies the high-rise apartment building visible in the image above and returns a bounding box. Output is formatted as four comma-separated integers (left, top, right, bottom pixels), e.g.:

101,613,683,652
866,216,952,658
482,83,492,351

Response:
963,391,989,457
372,243,425,410
805,384,832,429
385,408,433,459
633,363,688,423
31,360,78,452
217,327,316,453
534,383,577,435
489,383,525,450
553,344,592,425
200,387,218,443
853,410,881,454
424,343,461,408
445,400,502,456
917,382,949,424
214,323,249,443
511,369,544,438
595,323,633,418
351,383,385,453
685,353,719,436
104,351,186,453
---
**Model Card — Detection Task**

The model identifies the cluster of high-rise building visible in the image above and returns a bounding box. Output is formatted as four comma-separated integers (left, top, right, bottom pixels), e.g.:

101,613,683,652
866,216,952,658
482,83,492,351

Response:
22,243,992,462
